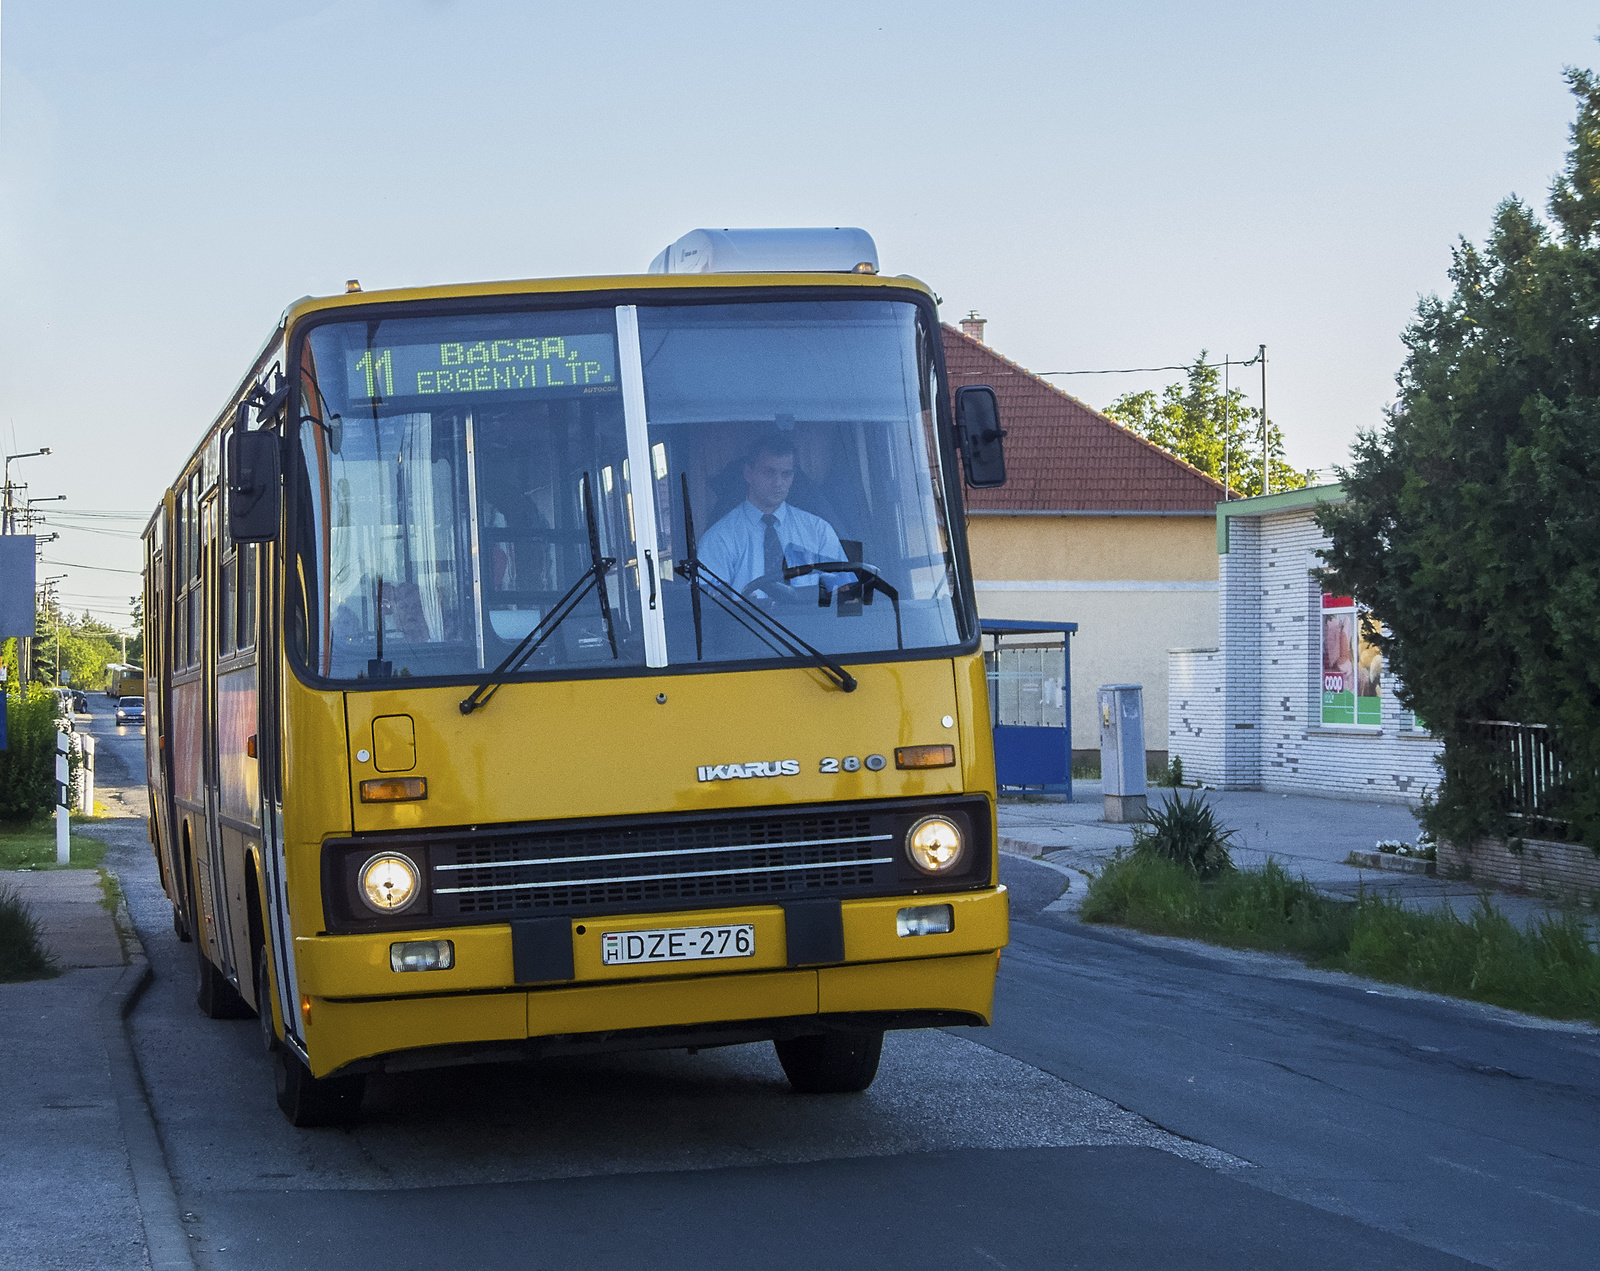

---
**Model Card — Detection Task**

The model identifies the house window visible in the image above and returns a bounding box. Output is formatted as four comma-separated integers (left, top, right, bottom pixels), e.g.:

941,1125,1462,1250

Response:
1321,594,1381,726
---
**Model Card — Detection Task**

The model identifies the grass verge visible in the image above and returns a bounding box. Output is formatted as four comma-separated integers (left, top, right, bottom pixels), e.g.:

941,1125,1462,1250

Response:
0,819,108,871
1083,851,1600,1025
0,883,58,982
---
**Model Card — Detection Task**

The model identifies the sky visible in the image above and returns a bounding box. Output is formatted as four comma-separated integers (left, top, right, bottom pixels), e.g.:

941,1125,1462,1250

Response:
1,0,1595,632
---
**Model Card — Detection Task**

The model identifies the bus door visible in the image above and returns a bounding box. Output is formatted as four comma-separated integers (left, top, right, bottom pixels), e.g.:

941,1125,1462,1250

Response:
199,493,241,984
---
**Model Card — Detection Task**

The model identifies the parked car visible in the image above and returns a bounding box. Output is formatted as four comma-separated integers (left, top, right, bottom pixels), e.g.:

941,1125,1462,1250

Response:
115,697,145,727
71,690,89,714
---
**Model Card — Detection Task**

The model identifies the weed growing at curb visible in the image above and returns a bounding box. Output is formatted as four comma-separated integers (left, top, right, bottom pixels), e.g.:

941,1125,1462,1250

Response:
0,883,58,982
1083,852,1600,1025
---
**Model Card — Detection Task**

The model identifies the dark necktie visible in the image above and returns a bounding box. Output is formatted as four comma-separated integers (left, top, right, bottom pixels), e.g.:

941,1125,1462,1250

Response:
761,513,784,581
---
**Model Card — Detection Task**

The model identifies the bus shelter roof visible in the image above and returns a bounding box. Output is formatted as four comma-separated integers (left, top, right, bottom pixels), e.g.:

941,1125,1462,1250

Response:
979,619,1078,637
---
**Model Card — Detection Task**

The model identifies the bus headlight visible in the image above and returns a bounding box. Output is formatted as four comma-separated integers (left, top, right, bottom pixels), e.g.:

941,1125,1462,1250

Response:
359,852,421,914
906,816,965,875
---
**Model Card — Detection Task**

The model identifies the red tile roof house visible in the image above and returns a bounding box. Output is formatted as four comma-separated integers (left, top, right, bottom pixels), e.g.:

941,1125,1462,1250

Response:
944,317,1226,766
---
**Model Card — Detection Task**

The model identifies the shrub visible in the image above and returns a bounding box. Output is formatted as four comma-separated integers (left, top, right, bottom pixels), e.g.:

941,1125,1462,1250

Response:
0,686,70,823
0,884,56,982
1133,790,1234,877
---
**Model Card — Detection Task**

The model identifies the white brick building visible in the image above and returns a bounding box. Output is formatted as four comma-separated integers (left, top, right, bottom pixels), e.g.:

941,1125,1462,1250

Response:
1168,485,1441,804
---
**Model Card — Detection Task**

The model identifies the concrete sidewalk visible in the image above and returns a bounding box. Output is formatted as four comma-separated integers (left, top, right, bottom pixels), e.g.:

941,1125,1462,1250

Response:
1001,782,1597,932
1,792,189,1269
0,863,152,1270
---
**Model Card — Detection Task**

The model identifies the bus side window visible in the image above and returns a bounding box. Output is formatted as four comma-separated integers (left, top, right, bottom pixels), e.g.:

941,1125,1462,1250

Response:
220,438,236,655
238,542,256,650
177,482,191,668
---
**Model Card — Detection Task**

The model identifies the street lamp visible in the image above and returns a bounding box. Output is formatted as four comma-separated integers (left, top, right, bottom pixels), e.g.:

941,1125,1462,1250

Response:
24,494,66,534
2,446,50,534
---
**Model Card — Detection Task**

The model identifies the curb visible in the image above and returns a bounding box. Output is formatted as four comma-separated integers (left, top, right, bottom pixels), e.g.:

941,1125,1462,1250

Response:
1345,850,1437,876
99,892,197,1271
998,839,1081,881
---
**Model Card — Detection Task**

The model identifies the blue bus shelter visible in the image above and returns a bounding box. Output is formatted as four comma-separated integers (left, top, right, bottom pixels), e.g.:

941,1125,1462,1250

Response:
981,619,1077,800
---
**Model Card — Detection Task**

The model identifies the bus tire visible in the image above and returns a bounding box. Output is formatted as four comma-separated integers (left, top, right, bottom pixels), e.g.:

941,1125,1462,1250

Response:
773,1028,884,1094
194,941,252,1020
275,1048,364,1127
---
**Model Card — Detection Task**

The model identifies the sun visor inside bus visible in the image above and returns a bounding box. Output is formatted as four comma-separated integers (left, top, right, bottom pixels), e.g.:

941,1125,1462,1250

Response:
648,227,878,275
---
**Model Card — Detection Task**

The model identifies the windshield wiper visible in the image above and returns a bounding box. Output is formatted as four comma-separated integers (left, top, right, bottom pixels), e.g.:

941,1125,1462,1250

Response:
674,557,857,692
459,471,616,715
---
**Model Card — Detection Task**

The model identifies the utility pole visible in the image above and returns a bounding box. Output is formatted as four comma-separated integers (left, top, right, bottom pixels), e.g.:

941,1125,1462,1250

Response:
1259,344,1269,496
1222,354,1231,499
2,447,50,535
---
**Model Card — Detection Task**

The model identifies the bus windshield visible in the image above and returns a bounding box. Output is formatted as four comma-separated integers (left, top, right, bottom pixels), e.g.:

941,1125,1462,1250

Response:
289,297,966,684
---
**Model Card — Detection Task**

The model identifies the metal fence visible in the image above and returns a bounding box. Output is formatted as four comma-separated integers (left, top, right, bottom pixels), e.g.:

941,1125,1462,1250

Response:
1466,721,1568,830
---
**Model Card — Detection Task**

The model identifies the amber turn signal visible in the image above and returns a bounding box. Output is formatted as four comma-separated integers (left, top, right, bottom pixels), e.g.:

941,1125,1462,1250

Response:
895,744,955,769
359,777,427,803
245,734,257,759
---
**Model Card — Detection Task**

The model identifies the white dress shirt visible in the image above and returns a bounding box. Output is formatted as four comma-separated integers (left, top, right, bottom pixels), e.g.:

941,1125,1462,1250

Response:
696,500,845,593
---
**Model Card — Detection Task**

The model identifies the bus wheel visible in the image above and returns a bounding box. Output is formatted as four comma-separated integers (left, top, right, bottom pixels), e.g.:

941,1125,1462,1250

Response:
274,1048,364,1127
194,942,252,1020
773,1029,884,1094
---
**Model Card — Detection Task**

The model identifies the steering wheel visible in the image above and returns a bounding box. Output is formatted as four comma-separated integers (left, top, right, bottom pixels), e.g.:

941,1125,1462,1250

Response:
740,561,883,606
740,571,823,605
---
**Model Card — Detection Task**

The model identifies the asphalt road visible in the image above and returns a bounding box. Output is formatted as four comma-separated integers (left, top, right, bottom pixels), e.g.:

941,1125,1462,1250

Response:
79,710,1600,1270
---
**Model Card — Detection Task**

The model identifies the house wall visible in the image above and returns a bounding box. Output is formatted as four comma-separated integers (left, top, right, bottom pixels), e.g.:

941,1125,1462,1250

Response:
1168,648,1224,786
966,514,1218,751
1166,498,1442,804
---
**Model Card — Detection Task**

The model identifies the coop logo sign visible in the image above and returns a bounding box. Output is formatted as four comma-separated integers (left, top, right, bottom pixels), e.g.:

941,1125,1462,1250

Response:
697,759,802,783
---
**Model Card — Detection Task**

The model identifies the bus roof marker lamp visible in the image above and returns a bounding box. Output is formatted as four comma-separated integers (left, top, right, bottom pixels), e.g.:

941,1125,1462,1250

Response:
648,228,879,275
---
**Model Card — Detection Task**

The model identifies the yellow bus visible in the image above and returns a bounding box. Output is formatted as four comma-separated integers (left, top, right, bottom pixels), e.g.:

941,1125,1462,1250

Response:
105,663,145,699
143,228,1012,1125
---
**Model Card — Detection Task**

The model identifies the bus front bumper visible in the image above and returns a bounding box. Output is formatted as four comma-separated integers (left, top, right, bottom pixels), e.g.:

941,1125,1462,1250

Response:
292,887,1008,1077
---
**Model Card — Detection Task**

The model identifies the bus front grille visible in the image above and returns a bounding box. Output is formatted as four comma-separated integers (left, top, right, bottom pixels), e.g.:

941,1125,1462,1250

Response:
428,811,896,918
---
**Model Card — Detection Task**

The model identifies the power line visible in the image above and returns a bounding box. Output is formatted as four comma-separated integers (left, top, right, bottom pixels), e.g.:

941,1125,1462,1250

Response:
42,558,142,575
32,520,142,539
1036,353,1264,377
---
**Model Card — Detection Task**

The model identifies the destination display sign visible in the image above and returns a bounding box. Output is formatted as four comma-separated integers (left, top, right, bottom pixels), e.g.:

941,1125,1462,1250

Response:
346,335,616,400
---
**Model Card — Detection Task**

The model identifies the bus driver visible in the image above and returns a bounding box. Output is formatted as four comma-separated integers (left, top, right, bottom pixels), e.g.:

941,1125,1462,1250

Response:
697,434,844,597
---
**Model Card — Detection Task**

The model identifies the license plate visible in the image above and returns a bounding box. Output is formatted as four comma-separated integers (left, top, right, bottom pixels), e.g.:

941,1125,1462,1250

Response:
601,924,755,965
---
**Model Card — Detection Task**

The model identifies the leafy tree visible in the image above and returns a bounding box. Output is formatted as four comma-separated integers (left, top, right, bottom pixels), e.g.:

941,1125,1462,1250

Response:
128,594,144,668
1103,354,1314,496
1317,64,1600,850
30,595,122,689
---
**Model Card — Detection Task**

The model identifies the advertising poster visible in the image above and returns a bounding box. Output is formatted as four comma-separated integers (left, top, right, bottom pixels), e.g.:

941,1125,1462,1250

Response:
1321,595,1356,725
1356,614,1383,726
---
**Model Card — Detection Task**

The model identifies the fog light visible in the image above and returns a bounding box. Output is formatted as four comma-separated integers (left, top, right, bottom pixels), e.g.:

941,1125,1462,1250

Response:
390,939,454,972
897,904,954,936
359,852,420,913
906,815,965,875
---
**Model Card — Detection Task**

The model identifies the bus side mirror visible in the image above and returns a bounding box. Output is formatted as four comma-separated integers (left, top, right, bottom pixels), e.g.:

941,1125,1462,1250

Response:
955,385,1007,488
228,428,281,543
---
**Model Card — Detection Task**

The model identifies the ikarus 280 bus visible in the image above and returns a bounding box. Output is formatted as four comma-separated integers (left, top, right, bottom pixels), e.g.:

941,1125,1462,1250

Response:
142,227,1012,1125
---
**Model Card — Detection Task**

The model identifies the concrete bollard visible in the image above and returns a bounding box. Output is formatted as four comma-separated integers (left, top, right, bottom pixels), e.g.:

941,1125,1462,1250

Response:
55,730,70,865
1098,684,1148,823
